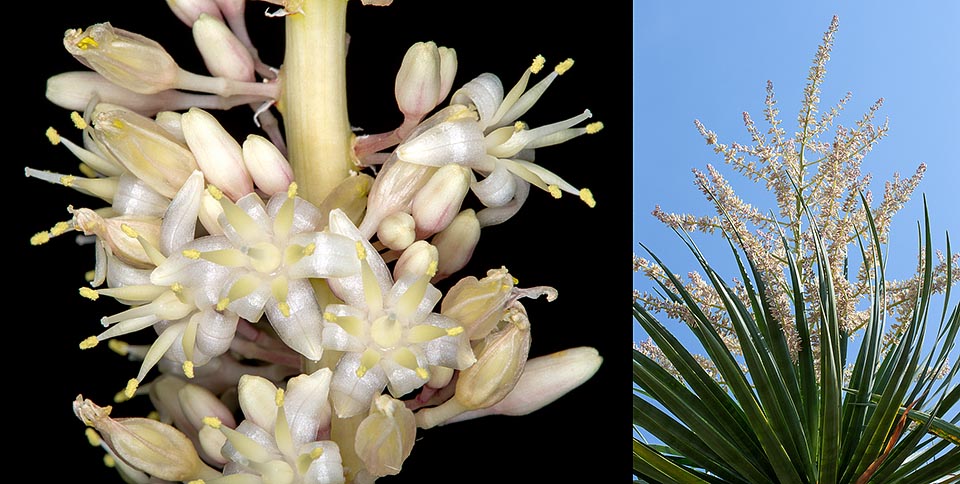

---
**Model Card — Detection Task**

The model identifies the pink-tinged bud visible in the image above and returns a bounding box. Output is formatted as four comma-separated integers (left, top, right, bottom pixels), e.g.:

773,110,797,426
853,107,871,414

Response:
46,72,183,116
167,0,223,27
395,42,441,120
181,107,253,200
447,347,602,423
90,107,199,199
411,164,471,238
64,23,181,95
354,395,416,477
377,212,416,251
73,396,219,481
392,240,438,281
192,13,254,81
358,158,436,239
436,47,457,103
430,209,481,282
154,111,187,144
242,134,294,196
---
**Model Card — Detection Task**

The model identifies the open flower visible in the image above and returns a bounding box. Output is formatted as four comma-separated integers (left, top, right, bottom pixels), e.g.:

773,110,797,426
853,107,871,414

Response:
322,209,476,418
153,183,360,361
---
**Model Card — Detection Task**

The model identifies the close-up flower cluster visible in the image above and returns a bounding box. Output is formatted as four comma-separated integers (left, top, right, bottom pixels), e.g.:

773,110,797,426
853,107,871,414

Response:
20,1,631,482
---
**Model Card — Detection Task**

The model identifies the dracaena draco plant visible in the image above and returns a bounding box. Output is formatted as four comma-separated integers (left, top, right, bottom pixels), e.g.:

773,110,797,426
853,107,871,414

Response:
23,1,616,482
634,195,959,482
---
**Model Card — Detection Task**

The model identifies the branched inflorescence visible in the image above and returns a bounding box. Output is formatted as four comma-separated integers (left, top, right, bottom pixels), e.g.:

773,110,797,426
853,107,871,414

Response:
28,1,605,482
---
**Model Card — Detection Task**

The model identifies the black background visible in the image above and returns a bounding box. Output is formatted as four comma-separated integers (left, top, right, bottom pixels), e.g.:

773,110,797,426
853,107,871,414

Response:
15,1,633,482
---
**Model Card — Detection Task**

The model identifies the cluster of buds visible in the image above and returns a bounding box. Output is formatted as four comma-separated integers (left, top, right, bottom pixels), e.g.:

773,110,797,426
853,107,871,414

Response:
29,1,605,482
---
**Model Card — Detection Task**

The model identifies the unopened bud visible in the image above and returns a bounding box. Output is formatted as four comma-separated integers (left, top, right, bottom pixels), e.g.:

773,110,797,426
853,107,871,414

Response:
395,42,447,120
242,134,294,196
436,47,457,103
430,209,481,282
192,13,254,81
411,164,471,237
46,71,181,115
178,383,236,432
182,107,253,200
198,189,226,235
167,0,223,27
454,305,531,409
72,396,216,481
154,111,187,143
377,212,416,251
64,23,180,94
392,240,438,281
354,395,416,477
91,108,199,199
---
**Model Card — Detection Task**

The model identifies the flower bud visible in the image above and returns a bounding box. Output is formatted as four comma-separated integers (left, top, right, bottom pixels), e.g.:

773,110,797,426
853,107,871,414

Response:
430,209,481,282
377,211,416,251
447,346,602,423
198,188,226,235
90,108,199,199
242,134,295,196
167,0,223,27
70,207,161,268
411,164,471,237
392,240,438,281
357,158,436,238
181,107,254,200
154,111,187,144
453,305,531,410
354,395,416,477
178,382,236,432
46,71,182,115
440,266,515,340
73,396,216,481
395,42,456,121
64,23,181,94
192,13,255,81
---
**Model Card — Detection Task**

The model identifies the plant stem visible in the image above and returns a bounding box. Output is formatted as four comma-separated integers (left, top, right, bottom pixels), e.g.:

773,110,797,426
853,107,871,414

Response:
281,0,355,207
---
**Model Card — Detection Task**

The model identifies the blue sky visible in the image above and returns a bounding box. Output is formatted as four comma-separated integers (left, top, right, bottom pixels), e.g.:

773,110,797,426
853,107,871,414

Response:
632,0,959,436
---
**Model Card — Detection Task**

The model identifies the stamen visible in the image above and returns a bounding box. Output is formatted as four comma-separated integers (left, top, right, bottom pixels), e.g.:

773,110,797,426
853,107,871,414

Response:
278,302,291,317
84,428,101,446
548,185,562,198
586,121,604,134
79,287,99,300
275,388,285,407
78,163,98,178
555,58,574,75
183,361,195,378
51,222,71,236
103,455,115,468
446,326,464,336
76,35,99,50
79,336,99,350
579,188,596,208
123,378,139,399
71,111,88,129
216,298,231,311
355,241,367,260
182,249,201,259
202,416,222,429
147,411,160,420
46,127,61,145
302,243,315,256
206,185,224,201
427,260,438,278
323,312,337,322
287,182,298,199
30,232,51,245
530,55,545,74
108,339,129,356
310,448,324,459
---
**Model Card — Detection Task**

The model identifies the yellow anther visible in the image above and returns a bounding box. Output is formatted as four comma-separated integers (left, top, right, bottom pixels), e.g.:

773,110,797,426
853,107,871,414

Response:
415,367,429,379
45,127,61,145
183,361,195,378
511,276,519,284
71,111,88,129
103,454,116,468
84,428,101,446
302,243,316,256
50,222,71,236
188,480,206,484
530,54,546,74
356,365,368,378
79,287,99,300
216,298,230,312
275,388,285,407
202,416,222,429
147,411,160,420
579,188,596,208
309,447,324,459
60,175,76,187
123,379,139,399
171,282,184,294
555,58,575,75
514,121,525,132
426,260,438,278
111,119,124,129
548,185,562,199
79,336,99,350
120,224,139,238
287,182,298,199
446,326,465,336
586,121,604,134
182,249,202,259
323,312,337,322
78,163,98,178
113,390,128,403
108,339,129,356
278,301,291,318
355,241,366,260
85,270,96,282
206,184,224,200
76,35,99,50
30,232,51,246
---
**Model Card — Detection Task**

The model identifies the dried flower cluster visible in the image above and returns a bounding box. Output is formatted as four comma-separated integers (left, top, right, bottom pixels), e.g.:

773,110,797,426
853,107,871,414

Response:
26,1,612,482
634,15,959,372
